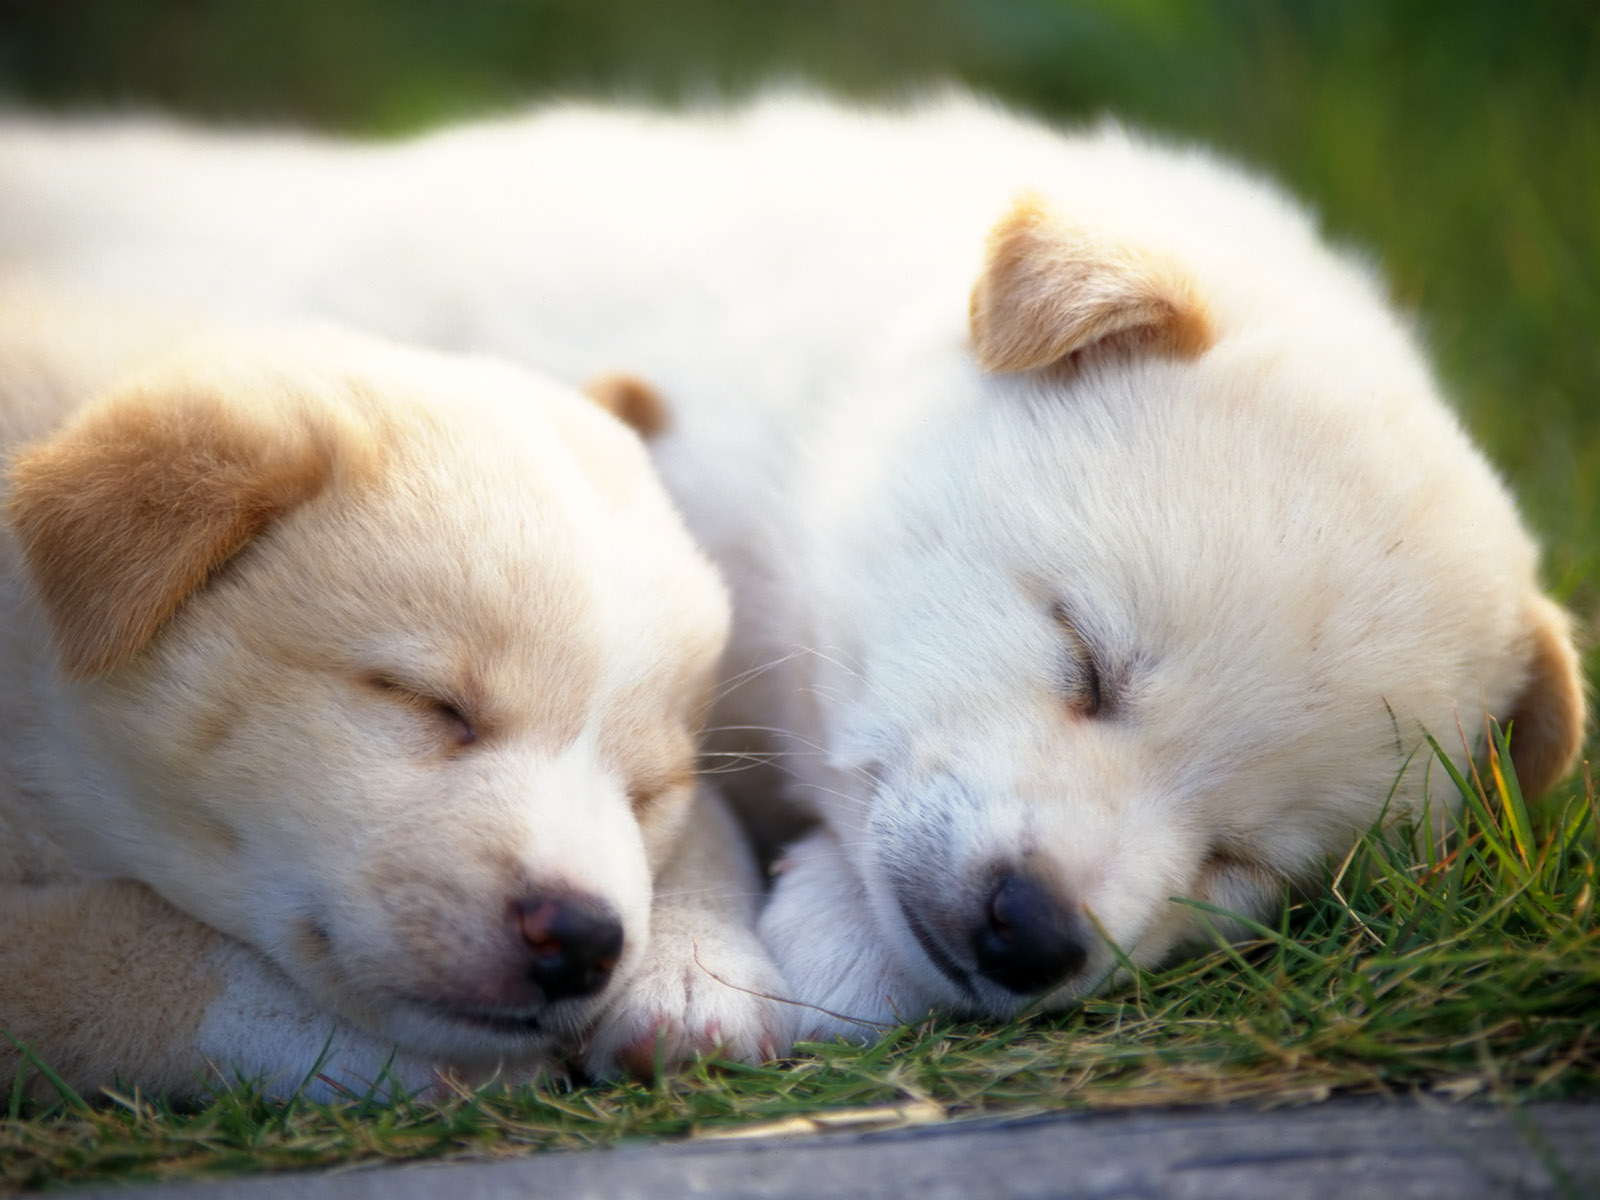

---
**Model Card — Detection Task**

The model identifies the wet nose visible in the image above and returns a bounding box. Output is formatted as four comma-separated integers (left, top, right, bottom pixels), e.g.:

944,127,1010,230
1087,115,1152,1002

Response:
516,895,624,1002
970,872,1088,994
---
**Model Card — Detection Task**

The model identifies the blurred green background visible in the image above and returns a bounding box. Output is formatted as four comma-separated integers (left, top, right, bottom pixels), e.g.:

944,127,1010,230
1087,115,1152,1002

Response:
1,0,1596,625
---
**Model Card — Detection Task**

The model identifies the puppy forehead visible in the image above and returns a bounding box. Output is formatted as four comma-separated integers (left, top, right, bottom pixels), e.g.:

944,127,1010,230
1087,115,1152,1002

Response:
903,349,1521,603
232,385,722,728
320,445,595,605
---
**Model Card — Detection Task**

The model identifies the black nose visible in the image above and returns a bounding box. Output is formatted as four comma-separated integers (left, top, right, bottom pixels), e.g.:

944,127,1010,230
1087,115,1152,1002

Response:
971,872,1088,995
516,895,624,1002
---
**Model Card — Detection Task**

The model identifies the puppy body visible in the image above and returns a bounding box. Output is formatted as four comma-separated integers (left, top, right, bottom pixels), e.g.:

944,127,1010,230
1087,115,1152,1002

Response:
0,96,1584,1039
0,288,781,1100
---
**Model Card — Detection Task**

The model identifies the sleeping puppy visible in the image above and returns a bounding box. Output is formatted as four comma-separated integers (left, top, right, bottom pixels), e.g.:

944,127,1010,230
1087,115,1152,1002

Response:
0,289,784,1102
0,95,1585,1042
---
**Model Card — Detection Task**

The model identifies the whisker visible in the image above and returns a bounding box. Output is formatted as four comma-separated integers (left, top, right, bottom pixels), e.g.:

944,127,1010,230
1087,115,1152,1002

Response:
709,647,823,701
651,886,771,903
709,642,871,708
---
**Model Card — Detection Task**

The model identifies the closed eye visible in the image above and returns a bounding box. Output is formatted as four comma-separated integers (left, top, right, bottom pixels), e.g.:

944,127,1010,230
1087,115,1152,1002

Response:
365,672,477,747
1200,840,1287,894
1201,842,1255,877
1192,843,1288,930
1052,603,1105,718
627,767,694,815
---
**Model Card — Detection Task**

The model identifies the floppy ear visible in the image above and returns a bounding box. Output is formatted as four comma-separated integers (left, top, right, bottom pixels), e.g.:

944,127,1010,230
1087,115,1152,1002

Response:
1500,594,1588,798
583,371,669,439
970,193,1214,373
6,386,336,676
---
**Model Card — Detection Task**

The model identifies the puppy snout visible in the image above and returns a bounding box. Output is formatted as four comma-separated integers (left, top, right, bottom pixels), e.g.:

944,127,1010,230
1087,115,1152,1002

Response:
516,894,624,1002
971,872,1087,994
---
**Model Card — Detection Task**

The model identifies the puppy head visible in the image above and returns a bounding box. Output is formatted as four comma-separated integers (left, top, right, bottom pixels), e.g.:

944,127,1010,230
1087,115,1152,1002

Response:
7,333,728,1061
804,191,1584,1020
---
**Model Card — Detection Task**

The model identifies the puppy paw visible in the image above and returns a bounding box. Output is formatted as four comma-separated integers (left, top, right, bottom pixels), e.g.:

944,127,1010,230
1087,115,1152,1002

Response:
582,927,794,1079
760,831,930,1045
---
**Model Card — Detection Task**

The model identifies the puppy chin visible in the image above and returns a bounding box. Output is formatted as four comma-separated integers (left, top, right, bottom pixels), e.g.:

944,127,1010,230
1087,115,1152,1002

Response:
377,1000,571,1063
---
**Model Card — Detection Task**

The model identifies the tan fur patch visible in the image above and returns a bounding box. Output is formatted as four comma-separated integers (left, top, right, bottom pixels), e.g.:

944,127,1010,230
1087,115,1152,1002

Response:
583,371,670,439
969,193,1214,373
0,881,225,1101
6,384,337,676
1503,595,1588,797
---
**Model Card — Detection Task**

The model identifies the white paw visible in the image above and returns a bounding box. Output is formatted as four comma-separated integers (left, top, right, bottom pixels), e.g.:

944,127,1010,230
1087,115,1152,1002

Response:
582,925,795,1079
759,830,931,1045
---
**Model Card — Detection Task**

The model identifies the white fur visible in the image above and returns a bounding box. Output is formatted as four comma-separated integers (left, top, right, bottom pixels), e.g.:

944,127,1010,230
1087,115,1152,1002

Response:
0,94,1579,1042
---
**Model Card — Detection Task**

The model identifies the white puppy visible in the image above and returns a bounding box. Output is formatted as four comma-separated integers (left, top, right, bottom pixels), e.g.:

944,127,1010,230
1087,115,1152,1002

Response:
0,95,1584,1042
0,288,785,1101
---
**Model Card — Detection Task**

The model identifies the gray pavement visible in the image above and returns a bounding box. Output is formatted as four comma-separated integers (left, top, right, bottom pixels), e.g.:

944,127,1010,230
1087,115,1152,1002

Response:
71,1099,1600,1199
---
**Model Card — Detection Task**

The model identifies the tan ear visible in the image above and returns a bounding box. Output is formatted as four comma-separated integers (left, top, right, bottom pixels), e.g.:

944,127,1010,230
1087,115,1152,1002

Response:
583,371,669,439
1501,594,1588,797
6,386,335,676
969,193,1215,373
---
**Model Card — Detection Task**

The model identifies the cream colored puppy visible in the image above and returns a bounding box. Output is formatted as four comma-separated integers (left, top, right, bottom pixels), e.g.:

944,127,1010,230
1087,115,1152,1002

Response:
0,96,1585,1043
0,289,783,1102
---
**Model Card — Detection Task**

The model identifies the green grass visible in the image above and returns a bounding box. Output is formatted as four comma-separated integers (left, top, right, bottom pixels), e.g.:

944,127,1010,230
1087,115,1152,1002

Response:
4,737,1596,1192
0,0,1596,1192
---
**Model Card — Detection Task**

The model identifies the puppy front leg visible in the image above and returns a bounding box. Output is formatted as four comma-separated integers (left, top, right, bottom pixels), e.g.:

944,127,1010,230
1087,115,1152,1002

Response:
759,828,927,1044
0,881,451,1104
582,786,794,1077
